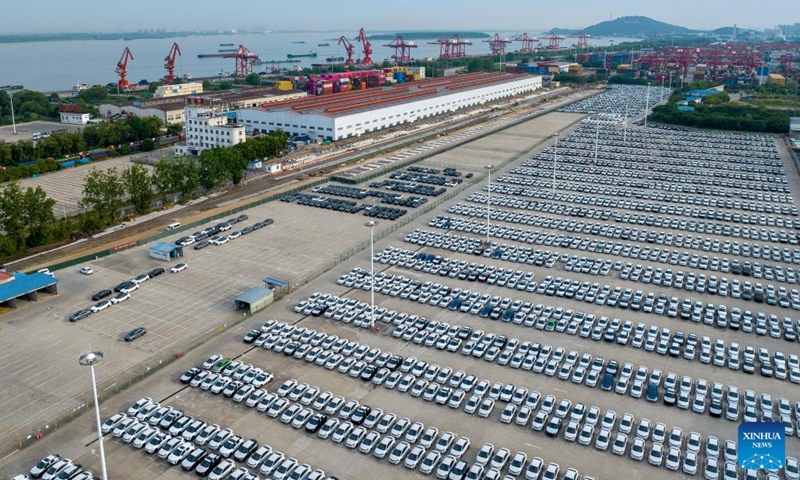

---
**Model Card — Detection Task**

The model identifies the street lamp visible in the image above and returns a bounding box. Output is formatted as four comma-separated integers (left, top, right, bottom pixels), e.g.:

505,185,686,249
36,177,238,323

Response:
365,220,378,331
1,85,23,135
484,165,493,245
79,351,108,480
552,133,559,195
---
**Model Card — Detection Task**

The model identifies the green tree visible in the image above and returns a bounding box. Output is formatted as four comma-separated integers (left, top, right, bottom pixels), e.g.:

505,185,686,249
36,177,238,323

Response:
80,167,126,221
0,142,11,166
245,73,262,86
78,86,110,104
122,163,154,214
153,156,200,202
198,149,228,190
0,181,56,250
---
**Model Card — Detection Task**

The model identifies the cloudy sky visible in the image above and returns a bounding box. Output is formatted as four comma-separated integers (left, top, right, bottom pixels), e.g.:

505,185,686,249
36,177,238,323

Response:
3,0,795,33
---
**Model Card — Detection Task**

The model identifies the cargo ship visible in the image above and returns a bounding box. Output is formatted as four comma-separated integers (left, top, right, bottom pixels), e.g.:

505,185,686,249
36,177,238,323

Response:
288,51,317,58
326,56,345,62
220,43,234,46
318,43,330,46
218,49,237,53
290,41,306,44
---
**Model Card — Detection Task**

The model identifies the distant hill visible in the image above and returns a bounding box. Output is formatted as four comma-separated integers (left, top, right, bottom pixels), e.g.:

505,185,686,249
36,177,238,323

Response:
711,26,757,36
581,16,694,37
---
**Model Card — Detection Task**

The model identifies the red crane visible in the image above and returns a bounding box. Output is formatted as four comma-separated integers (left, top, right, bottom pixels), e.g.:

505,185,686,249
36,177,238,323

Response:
427,34,471,58
225,44,259,77
357,28,373,65
164,42,182,84
544,32,566,50
339,35,356,65
514,33,538,54
384,35,417,64
484,33,512,57
116,46,134,89
569,33,592,49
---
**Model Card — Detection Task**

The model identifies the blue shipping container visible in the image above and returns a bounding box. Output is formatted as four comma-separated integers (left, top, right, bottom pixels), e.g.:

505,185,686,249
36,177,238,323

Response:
59,160,77,168
756,66,769,76
395,72,406,83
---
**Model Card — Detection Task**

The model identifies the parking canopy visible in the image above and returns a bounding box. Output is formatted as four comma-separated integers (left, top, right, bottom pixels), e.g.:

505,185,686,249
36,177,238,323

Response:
233,287,274,315
0,271,58,308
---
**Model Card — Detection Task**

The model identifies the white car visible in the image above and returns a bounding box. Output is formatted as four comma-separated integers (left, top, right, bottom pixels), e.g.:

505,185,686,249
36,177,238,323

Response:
171,263,187,273
80,267,93,275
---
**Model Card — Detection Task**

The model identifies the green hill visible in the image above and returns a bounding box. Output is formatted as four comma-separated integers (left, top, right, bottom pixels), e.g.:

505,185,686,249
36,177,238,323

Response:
582,16,694,37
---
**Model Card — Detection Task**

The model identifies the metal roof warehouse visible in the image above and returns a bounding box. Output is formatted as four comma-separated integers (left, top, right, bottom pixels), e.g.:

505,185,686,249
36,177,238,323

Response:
238,72,542,141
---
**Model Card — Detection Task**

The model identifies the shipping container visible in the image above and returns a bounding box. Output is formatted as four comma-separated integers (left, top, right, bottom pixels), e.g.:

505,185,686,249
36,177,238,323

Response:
395,71,406,83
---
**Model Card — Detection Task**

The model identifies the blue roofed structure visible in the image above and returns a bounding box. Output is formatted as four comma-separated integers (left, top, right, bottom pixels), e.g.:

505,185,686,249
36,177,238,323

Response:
149,242,184,261
0,271,59,308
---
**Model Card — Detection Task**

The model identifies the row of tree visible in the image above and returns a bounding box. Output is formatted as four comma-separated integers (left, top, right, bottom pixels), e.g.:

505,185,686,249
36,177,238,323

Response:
0,116,164,168
648,102,790,133
0,182,63,258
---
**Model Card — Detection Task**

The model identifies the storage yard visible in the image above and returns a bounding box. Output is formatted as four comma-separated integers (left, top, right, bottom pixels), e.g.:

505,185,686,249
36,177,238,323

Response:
1,85,800,480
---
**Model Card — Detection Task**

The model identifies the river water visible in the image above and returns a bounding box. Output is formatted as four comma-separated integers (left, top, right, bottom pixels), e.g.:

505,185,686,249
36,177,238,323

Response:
0,31,637,92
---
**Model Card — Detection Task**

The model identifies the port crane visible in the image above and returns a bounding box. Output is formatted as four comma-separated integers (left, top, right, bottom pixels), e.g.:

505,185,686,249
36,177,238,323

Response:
384,35,417,64
569,33,592,49
484,33,512,57
339,35,356,65
164,42,182,84
544,32,566,50
116,46,134,90
226,44,259,77
427,34,471,59
357,28,373,65
513,33,538,54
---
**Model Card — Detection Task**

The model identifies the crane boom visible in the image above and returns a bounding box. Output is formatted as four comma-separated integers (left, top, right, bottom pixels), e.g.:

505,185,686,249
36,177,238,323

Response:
357,28,373,65
339,35,356,65
116,46,134,89
164,42,182,84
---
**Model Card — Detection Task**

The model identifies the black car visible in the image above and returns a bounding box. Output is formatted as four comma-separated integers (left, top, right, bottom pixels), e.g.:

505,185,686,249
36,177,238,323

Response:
92,289,113,301
113,281,135,293
180,367,201,384
305,413,327,433
243,329,260,344
69,309,92,323
194,232,209,241
385,355,402,371
195,452,221,476
194,241,211,250
236,214,248,223
124,327,147,342
240,226,254,235
360,365,377,381
148,268,165,278
262,218,274,226
350,405,371,425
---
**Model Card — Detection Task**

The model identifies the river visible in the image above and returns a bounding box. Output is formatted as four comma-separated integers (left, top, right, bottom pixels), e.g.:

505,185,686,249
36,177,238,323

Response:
0,31,639,92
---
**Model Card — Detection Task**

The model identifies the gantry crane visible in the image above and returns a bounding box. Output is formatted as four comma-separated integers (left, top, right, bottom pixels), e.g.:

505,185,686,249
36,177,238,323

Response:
384,35,417,64
225,44,259,77
569,33,592,49
513,33,538,54
339,35,356,65
116,46,134,90
544,33,566,50
427,34,471,58
164,42,182,84
484,33,512,57
357,28,373,65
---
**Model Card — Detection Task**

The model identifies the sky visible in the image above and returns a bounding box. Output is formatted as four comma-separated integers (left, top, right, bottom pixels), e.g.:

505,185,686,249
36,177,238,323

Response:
3,0,797,34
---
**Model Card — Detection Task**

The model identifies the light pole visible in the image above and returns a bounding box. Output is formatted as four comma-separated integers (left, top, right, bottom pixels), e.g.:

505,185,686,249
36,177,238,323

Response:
1,85,23,135
365,220,378,331
484,165,493,245
644,82,650,128
79,351,108,480
552,133,559,195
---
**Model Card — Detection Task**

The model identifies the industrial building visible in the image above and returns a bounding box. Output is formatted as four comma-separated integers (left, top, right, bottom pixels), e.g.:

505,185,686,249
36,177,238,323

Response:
0,271,59,309
239,72,542,141
174,102,246,156
97,87,305,125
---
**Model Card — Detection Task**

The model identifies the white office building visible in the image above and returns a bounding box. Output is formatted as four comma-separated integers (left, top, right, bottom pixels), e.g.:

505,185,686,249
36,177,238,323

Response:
174,105,246,156
239,73,542,141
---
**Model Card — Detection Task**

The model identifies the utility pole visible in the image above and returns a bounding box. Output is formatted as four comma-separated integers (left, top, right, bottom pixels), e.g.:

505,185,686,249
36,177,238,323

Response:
644,82,650,128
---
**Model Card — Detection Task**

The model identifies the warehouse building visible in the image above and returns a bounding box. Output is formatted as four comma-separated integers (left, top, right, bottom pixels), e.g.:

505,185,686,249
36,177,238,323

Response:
238,72,542,141
174,102,246,156
97,87,305,125
234,287,274,315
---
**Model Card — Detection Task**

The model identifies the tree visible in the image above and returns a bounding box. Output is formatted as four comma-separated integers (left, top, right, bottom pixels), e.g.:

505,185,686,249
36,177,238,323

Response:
153,156,200,202
80,167,126,221
0,181,56,250
198,149,228,190
122,163,154,214
78,86,110,104
0,142,11,166
245,73,262,86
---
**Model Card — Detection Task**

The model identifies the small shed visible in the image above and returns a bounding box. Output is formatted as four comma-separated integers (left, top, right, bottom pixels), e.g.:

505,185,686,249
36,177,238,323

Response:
149,242,184,261
234,287,274,315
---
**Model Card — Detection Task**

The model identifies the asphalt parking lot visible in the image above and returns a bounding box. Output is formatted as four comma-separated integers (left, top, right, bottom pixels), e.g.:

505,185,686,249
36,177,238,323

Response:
3,87,800,480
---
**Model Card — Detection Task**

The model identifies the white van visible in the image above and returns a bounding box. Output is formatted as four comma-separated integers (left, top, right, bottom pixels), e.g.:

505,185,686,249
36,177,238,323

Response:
166,222,181,231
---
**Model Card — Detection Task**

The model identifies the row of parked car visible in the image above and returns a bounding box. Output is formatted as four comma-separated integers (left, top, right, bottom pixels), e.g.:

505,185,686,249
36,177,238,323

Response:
241,319,587,480
317,269,800,429
311,184,428,208
10,453,94,480
369,179,448,197
370,246,800,386
556,85,669,117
